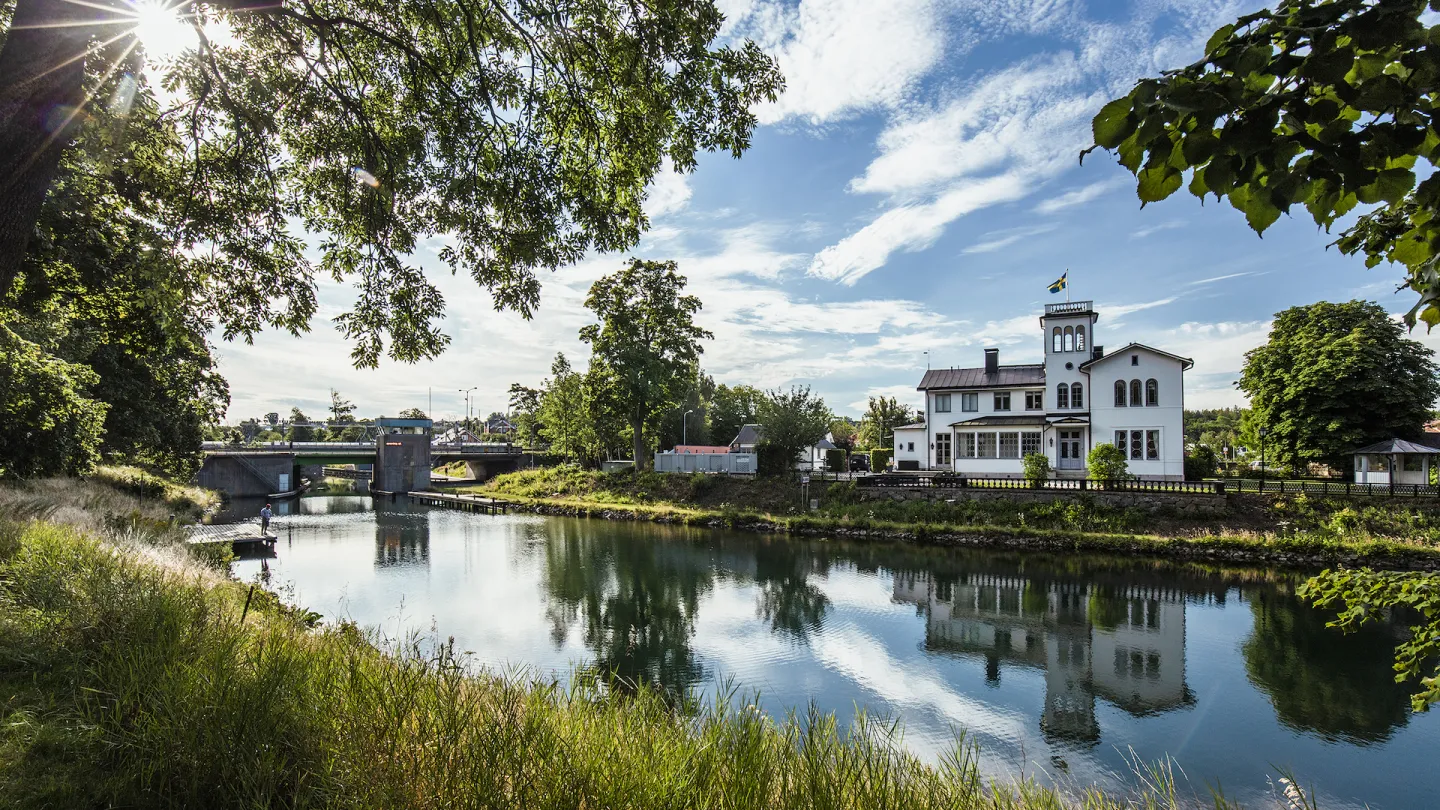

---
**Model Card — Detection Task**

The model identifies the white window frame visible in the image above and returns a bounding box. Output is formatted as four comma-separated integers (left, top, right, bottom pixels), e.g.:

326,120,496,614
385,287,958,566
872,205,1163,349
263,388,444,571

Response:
977,433,997,458
1071,383,1083,409
959,433,976,458
935,433,952,464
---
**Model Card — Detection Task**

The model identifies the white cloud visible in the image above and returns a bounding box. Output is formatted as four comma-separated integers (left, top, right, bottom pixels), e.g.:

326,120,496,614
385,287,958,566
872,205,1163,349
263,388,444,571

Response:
644,162,693,220
729,0,949,125
1185,271,1255,287
848,384,924,413
962,224,1057,255
1034,177,1126,214
808,173,1031,284
1131,220,1184,240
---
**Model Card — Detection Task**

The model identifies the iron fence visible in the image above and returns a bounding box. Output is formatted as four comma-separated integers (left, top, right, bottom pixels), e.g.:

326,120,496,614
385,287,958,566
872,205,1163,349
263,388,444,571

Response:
855,475,1219,494
1219,478,1440,497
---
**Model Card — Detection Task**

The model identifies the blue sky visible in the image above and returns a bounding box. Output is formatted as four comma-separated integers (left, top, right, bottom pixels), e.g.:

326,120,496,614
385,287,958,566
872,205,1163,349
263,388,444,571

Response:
212,0,1432,423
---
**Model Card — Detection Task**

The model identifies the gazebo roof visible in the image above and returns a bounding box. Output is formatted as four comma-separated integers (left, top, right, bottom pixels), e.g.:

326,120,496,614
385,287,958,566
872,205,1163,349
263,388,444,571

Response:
1350,438,1440,455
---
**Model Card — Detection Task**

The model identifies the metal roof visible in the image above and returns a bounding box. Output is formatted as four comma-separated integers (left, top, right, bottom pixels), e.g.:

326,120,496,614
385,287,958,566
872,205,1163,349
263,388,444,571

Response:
895,422,928,431
731,424,763,446
918,364,1045,390
949,415,1048,427
1350,438,1440,454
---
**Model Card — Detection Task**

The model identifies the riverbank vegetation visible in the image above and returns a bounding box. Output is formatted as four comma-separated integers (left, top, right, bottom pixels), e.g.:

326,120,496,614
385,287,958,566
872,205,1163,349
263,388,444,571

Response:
0,484,1303,810
465,467,1440,568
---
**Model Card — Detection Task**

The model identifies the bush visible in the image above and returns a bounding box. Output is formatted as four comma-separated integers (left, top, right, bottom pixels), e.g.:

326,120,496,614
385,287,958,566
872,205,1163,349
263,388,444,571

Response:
756,441,794,475
1022,453,1051,486
1185,445,1220,480
1087,443,1129,482
0,327,108,478
825,448,847,472
869,448,894,472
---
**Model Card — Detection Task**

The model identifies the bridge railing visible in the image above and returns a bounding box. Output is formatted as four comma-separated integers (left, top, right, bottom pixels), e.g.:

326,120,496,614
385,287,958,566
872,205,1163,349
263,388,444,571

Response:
205,441,520,455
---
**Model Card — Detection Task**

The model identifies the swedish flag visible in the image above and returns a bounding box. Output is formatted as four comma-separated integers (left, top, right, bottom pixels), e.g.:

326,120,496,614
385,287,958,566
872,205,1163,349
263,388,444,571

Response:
1048,272,1068,294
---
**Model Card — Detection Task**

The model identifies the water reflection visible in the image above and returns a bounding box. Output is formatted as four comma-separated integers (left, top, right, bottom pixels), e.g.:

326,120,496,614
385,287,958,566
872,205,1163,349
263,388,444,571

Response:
1244,588,1412,742
374,502,430,568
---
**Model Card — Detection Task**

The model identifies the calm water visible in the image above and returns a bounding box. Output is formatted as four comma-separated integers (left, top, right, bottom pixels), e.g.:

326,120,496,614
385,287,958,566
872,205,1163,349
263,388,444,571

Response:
226,496,1438,809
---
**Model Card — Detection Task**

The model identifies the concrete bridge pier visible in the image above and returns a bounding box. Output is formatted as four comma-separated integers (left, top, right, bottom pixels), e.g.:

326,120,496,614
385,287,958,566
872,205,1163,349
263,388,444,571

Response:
461,456,520,482
197,454,297,498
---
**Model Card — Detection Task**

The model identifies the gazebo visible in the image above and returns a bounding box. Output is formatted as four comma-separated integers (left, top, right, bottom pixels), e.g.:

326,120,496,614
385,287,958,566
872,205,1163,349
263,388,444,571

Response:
1350,438,1440,486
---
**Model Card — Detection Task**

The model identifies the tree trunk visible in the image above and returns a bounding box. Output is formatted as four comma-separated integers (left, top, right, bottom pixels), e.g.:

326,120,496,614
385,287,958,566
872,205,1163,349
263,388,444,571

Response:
632,417,647,471
0,0,96,299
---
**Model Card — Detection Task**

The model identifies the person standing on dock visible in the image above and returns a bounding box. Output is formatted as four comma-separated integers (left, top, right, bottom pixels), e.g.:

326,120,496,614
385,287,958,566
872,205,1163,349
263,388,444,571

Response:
260,503,272,536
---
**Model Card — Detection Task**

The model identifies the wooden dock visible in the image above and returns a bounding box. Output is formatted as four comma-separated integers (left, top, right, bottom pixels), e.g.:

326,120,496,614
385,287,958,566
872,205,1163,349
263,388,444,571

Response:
408,490,511,514
188,523,278,554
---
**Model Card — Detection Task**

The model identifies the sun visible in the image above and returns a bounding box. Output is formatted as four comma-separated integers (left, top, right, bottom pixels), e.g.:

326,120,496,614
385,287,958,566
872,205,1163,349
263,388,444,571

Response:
130,0,196,61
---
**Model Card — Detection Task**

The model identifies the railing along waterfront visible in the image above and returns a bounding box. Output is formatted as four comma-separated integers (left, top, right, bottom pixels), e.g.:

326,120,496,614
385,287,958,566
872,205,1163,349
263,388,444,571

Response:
1220,478,1440,497
856,475,1219,494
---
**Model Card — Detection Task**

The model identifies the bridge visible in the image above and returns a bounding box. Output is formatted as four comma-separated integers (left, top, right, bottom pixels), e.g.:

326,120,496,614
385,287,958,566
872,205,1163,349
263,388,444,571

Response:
198,438,523,498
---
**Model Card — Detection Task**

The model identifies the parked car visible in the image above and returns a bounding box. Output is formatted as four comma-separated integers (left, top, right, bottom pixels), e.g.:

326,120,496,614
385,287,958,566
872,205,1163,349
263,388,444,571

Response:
849,454,870,472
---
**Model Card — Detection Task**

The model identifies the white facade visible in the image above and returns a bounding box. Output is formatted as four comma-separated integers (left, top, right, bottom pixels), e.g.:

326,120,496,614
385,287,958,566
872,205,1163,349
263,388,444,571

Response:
907,301,1192,480
893,424,927,469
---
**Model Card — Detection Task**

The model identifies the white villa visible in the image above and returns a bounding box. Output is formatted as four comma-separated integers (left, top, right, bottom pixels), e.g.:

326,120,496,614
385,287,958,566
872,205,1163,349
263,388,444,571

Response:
893,300,1193,480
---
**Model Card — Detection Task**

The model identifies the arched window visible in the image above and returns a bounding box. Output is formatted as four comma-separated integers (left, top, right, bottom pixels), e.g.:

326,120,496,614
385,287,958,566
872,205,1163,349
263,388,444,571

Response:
1114,380,1127,407
1071,382,1084,409
1146,379,1158,407
1052,327,1062,353
1076,325,1086,352
1063,326,1074,352
1056,383,1069,409
1130,379,1143,407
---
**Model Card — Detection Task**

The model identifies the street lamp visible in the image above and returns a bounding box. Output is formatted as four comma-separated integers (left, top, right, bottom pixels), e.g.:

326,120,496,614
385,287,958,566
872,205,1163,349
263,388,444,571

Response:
1258,426,1268,488
458,387,477,434
683,409,695,447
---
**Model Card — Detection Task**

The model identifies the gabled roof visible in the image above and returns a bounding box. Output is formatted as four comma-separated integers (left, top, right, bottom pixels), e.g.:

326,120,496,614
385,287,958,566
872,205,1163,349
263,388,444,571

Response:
918,364,1045,390
816,438,837,450
731,423,763,446
1351,438,1440,454
1079,343,1194,371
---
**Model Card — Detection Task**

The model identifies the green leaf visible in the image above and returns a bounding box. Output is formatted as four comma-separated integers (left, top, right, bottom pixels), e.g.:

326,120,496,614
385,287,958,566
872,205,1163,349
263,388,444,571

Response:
1181,130,1218,165
1137,166,1182,204
1374,168,1416,203
1205,23,1236,57
1092,97,1136,149
1117,132,1144,172
1188,168,1210,198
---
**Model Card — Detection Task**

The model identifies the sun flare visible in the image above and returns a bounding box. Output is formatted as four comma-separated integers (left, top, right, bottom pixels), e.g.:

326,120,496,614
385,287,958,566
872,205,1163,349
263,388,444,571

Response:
130,0,195,61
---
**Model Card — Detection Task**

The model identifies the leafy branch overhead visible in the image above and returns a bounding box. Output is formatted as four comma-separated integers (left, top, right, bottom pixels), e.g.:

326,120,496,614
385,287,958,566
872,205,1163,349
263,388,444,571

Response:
1086,0,1440,326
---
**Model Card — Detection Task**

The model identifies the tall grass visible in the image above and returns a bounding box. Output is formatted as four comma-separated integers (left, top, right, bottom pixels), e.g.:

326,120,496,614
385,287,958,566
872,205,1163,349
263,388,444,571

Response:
0,515,1283,809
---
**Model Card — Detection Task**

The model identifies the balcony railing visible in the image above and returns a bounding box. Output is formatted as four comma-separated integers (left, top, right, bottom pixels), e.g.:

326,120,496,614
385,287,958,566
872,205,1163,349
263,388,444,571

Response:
1045,300,1093,316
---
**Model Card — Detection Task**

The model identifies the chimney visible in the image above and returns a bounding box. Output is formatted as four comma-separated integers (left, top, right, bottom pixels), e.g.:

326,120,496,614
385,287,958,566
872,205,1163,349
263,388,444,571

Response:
1092,345,1104,361
984,348,999,375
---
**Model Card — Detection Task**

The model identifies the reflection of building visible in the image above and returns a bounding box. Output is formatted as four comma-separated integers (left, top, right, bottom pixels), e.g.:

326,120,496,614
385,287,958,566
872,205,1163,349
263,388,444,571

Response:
894,571,1191,745
374,504,430,567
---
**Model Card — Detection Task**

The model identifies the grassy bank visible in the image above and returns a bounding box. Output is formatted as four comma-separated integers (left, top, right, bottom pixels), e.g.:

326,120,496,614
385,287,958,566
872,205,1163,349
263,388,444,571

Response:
461,467,1440,570
0,488,1264,809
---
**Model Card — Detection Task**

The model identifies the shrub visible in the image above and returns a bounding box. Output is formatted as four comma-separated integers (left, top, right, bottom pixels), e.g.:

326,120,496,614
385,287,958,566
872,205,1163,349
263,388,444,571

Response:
1087,443,1129,482
869,448,894,472
1022,453,1051,486
1185,445,1220,480
755,441,794,475
825,448,847,472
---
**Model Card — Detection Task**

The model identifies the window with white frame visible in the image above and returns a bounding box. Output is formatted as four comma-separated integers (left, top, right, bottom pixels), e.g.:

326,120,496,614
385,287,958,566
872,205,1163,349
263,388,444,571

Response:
994,392,1011,411
961,392,979,412
1056,384,1069,409
1025,390,1044,410
1021,432,1041,456
1145,379,1158,407
936,433,952,464
935,393,951,413
959,433,976,458
1052,328,1062,353
1076,325,1086,351
1071,383,1084,408
977,433,997,458
1064,326,1074,352
999,432,1019,458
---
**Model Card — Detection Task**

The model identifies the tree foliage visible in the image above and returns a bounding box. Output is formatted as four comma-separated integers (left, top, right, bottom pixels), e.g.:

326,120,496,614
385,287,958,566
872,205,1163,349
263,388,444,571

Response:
708,384,764,448
0,327,107,477
1238,300,1439,471
858,396,913,450
756,386,831,475
1089,0,1440,325
580,259,711,469
0,0,783,367
1299,567,1440,712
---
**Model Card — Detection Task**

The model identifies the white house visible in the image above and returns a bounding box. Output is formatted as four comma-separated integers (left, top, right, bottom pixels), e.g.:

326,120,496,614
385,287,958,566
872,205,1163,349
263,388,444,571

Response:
898,300,1192,480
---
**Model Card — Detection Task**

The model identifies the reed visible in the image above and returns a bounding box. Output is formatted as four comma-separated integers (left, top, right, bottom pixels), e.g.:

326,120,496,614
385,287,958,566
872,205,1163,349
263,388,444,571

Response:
0,514,1297,810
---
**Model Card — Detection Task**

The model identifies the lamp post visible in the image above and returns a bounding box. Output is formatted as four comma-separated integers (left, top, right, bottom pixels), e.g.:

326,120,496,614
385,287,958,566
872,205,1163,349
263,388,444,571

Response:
683,409,695,447
458,387,477,434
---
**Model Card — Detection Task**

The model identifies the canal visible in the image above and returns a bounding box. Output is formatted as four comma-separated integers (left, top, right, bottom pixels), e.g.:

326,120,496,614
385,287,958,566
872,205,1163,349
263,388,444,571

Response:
226,496,1438,809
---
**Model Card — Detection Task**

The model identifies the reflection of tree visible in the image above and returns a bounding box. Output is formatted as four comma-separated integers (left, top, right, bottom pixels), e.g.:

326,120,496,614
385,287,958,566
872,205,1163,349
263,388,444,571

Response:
753,538,831,641
541,523,713,699
1087,585,1130,631
1243,592,1410,742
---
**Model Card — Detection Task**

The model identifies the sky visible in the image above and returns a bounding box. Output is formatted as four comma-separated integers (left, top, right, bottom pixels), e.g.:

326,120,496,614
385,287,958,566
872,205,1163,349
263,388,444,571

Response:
178,0,1437,424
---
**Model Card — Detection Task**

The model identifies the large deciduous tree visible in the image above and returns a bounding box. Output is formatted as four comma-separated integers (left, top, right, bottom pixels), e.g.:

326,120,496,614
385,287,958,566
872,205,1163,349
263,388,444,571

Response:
708,383,763,448
1238,300,1439,472
858,396,912,450
0,0,782,365
1088,0,1440,325
756,386,831,474
580,259,711,470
